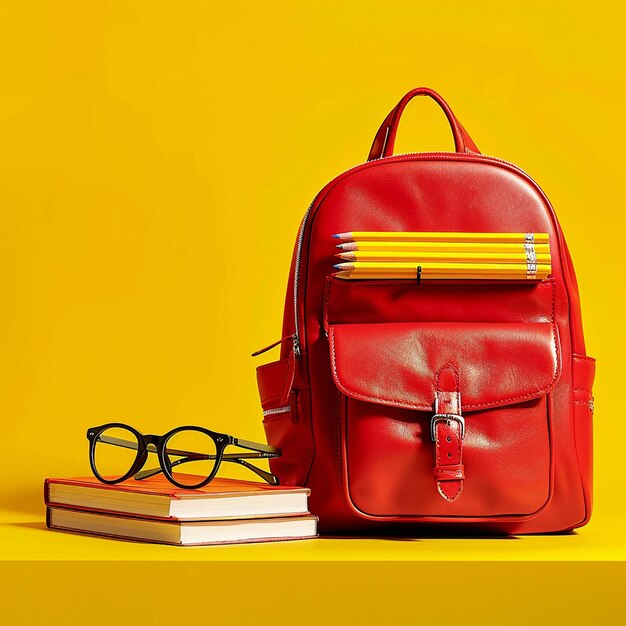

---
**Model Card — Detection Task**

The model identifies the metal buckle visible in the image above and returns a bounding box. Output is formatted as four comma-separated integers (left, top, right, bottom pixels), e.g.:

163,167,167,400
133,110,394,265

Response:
430,414,465,441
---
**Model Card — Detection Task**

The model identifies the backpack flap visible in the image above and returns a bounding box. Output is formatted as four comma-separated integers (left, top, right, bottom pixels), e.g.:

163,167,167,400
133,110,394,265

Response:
327,321,559,413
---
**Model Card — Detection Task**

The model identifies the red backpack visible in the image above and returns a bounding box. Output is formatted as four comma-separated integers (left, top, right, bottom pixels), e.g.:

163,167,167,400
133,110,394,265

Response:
254,87,595,533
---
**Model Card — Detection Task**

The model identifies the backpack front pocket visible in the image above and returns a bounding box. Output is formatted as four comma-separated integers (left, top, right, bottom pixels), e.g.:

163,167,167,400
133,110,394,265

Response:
323,276,560,519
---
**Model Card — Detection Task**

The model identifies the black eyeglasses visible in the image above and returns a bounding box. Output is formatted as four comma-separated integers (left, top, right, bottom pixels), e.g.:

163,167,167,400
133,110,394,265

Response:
87,423,281,489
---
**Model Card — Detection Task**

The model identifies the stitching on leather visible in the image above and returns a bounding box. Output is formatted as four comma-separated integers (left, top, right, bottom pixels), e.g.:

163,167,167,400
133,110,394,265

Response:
434,411,441,471
550,278,560,396
437,481,462,501
451,364,461,413
434,464,464,473
434,465,464,480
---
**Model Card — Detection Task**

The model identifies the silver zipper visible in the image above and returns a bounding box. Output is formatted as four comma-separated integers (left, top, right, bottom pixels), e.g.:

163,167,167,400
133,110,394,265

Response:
291,151,537,358
262,405,291,417
293,200,317,358
292,158,370,356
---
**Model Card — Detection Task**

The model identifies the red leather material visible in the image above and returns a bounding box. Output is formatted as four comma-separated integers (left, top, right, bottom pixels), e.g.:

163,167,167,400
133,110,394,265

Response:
368,87,480,161
342,396,550,517
326,321,560,411
263,87,594,534
433,365,464,501
324,275,556,325
256,353,295,411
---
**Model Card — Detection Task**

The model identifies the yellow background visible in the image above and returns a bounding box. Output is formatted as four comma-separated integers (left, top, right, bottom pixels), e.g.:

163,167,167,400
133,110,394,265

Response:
0,1,624,623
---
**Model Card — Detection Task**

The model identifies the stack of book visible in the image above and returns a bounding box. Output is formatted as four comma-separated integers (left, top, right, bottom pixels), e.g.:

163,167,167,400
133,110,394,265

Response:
44,475,317,546
333,231,551,280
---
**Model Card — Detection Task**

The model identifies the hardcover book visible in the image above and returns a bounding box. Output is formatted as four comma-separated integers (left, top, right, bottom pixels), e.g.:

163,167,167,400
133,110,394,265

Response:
47,506,318,546
44,475,311,521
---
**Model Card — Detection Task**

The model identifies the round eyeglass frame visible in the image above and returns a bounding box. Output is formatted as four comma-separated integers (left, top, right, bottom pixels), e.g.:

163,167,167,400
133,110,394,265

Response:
87,423,231,489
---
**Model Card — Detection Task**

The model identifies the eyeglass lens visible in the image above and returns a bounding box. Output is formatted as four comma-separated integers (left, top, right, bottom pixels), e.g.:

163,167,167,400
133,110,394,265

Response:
164,429,218,487
93,425,141,481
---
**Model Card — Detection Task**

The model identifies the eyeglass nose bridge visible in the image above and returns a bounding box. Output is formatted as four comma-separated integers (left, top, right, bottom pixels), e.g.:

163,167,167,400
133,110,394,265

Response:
143,434,161,446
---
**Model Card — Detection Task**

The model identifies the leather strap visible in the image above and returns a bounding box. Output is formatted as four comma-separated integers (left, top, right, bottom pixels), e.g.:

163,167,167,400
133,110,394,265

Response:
432,365,465,502
367,87,480,161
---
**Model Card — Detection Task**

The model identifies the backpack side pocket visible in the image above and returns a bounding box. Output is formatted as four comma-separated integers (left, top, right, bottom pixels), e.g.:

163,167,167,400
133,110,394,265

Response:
256,354,312,486
572,353,595,525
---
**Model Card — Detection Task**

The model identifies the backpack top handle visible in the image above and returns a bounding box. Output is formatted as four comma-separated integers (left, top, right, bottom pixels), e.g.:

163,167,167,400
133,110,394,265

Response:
367,87,480,161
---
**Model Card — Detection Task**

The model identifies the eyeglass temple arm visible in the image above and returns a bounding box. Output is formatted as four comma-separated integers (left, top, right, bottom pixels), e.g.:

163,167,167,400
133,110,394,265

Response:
233,437,279,455
96,435,141,451
224,458,279,485
133,455,279,485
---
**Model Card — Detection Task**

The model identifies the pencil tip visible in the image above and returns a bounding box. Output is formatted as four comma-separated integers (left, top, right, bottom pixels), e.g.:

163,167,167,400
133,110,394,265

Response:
332,264,341,269
332,234,339,238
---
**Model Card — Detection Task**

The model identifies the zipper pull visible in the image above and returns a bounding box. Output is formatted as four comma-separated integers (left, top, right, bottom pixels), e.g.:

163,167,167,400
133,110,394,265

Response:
251,334,300,358
292,334,301,359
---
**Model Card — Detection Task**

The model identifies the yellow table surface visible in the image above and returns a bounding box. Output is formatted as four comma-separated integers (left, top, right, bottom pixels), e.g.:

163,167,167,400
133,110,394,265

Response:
1,503,625,563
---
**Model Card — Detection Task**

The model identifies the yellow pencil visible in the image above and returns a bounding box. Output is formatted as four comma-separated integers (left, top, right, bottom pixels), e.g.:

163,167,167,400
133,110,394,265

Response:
333,231,550,244
337,251,552,264
335,271,548,281
337,241,550,253
334,261,551,274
